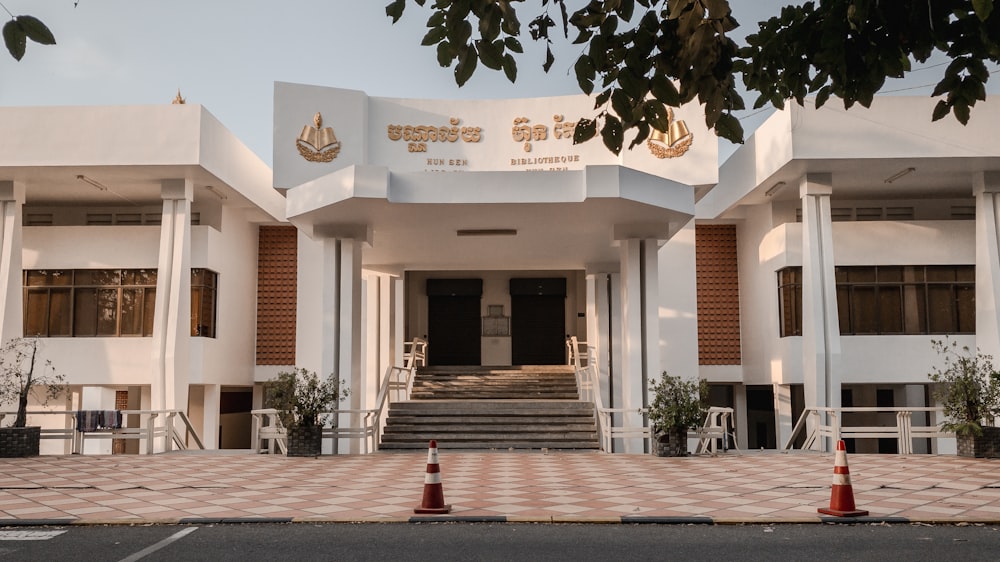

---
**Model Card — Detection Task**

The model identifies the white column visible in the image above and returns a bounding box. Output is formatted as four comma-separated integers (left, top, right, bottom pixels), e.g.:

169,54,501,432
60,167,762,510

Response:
619,239,650,453
201,384,220,450
393,277,405,368
318,236,365,454
378,274,392,377
642,238,660,406
800,174,841,452
608,272,623,451
734,384,749,451
150,179,192,443
974,171,1000,361
0,181,24,343
773,384,794,450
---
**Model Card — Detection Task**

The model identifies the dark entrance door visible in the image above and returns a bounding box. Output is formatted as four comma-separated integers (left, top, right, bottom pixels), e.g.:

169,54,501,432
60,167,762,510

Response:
510,278,566,365
427,279,482,366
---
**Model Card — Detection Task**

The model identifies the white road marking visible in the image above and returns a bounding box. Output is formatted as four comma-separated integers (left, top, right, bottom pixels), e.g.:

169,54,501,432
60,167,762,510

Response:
118,526,198,562
0,530,67,541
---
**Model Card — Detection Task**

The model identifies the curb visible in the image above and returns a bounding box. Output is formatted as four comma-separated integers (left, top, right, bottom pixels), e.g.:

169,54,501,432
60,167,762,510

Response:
5,516,1000,527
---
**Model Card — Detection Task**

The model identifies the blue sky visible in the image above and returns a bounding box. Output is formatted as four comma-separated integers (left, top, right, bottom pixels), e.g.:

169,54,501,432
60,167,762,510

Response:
1,1,993,166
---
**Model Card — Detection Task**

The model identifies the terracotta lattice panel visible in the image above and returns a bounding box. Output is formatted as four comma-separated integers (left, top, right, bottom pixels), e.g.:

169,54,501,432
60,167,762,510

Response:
256,226,298,365
695,224,741,365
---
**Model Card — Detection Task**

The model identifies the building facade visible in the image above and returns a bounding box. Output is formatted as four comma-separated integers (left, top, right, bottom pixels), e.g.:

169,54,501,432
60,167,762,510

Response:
2,85,998,455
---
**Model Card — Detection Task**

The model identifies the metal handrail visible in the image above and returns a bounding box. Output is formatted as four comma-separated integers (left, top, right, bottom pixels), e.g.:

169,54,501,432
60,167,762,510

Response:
568,336,651,452
784,406,953,454
0,409,205,454
251,340,423,455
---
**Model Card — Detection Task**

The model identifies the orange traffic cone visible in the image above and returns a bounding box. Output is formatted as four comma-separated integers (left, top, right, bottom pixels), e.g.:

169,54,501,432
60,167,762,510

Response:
414,440,451,514
818,439,869,517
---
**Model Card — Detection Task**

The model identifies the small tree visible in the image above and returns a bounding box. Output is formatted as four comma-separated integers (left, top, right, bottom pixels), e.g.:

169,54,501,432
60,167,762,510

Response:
928,338,1000,437
264,368,348,429
0,337,67,428
647,372,709,432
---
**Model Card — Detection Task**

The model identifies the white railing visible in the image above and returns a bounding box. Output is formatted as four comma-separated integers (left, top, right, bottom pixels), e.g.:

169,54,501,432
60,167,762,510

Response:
250,409,287,455
695,407,736,454
404,337,427,370
784,407,952,454
567,336,734,455
251,340,422,455
568,336,651,452
0,409,204,454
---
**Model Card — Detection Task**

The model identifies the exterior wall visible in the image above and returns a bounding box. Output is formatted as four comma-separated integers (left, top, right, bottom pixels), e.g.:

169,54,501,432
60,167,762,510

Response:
658,221,699,380
191,205,260,387
22,225,159,385
21,210,262,390
736,215,977,388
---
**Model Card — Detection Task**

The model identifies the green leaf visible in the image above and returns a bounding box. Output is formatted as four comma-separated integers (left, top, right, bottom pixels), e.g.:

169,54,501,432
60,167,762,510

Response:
973,0,994,21
436,41,454,67
503,36,523,54
385,0,406,23
954,99,971,125
501,53,517,83
650,75,681,106
814,86,831,108
477,39,503,70
574,56,595,94
427,11,446,27
601,115,624,154
713,112,744,144
931,100,950,122
16,16,54,45
421,25,448,46
573,118,598,144
454,46,478,86
3,20,26,61
543,45,555,73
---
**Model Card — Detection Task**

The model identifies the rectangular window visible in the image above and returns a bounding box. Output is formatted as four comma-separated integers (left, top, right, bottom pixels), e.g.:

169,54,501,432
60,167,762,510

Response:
191,269,218,338
777,268,802,337
23,268,217,338
779,265,975,336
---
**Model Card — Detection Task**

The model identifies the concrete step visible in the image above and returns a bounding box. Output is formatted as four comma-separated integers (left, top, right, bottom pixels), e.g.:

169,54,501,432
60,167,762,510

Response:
380,366,598,451
379,441,599,450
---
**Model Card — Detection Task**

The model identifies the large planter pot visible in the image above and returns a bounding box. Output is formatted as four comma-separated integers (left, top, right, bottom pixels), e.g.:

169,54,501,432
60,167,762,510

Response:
653,427,689,457
956,426,1000,458
0,426,41,458
286,425,323,457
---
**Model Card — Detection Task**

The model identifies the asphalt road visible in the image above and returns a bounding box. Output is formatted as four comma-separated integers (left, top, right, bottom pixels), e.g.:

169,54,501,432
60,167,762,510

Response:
2,522,999,561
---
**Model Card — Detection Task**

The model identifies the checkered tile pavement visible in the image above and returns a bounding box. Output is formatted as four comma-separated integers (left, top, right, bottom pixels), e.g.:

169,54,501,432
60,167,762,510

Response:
2,451,999,523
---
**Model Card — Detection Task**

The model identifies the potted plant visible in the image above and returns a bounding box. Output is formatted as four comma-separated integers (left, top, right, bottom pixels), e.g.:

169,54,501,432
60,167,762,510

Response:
0,337,67,458
647,372,708,457
265,368,348,457
928,338,1000,458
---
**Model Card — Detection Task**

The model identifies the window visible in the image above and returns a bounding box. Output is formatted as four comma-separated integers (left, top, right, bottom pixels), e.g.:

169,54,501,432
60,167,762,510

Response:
778,265,974,336
24,268,218,338
777,268,802,337
191,269,218,338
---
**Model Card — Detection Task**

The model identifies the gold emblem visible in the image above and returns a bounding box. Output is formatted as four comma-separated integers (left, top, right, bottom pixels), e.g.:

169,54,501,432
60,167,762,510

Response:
172,89,186,104
646,108,693,159
296,112,341,163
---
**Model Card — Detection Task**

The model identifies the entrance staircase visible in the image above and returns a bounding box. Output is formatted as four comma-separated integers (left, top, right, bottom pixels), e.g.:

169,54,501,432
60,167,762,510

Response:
380,366,599,450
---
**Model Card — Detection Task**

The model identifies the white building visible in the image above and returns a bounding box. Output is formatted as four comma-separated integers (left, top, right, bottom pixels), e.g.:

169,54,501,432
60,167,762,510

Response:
2,84,998,455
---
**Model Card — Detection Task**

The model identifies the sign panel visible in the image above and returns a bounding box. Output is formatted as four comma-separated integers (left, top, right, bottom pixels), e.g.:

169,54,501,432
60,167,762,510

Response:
273,81,717,190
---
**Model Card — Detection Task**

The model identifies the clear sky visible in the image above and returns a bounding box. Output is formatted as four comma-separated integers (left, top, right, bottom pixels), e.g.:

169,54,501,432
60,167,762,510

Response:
1,1,994,166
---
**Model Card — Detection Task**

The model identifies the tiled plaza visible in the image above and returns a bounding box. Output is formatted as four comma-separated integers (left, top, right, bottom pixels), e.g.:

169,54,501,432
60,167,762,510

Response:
2,450,999,524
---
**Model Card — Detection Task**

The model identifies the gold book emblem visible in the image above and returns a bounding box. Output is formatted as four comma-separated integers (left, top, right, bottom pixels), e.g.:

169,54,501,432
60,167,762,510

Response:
296,112,341,163
647,108,693,159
